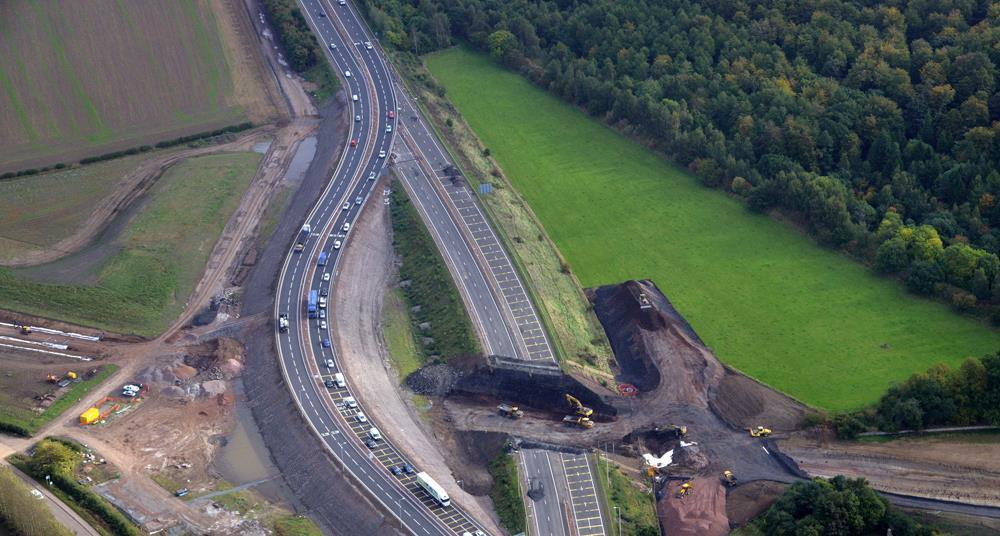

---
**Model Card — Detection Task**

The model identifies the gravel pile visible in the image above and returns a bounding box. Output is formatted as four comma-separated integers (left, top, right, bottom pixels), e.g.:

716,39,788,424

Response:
405,364,462,395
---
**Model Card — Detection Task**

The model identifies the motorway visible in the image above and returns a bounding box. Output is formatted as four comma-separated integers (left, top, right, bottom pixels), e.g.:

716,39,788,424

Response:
520,449,608,536
272,0,502,534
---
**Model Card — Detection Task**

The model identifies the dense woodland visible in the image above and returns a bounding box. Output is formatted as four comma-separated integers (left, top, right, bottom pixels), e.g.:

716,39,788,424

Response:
361,0,1000,317
262,0,321,71
748,477,932,536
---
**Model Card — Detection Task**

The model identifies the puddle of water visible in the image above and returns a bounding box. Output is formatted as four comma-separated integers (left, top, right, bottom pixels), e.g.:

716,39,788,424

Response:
212,380,288,503
252,140,272,154
284,137,317,183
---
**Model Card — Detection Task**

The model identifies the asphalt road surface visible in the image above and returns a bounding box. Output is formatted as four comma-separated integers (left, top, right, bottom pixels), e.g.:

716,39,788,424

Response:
272,0,490,534
520,449,608,536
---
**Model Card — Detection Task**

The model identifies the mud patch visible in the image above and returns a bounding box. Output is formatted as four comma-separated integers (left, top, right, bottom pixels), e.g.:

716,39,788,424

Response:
658,477,729,536
711,370,810,431
725,480,787,528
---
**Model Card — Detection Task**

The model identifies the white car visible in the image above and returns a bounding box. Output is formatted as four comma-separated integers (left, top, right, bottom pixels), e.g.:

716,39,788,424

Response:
355,412,368,423
344,70,352,77
385,124,392,133
329,42,337,49
338,0,346,5
352,94,358,101
325,359,335,368
355,196,362,205
342,202,350,210
333,239,342,249
342,222,351,232
378,150,386,158
368,171,376,180
364,41,372,50
323,272,330,281
343,396,358,408
355,115,361,122
319,320,327,330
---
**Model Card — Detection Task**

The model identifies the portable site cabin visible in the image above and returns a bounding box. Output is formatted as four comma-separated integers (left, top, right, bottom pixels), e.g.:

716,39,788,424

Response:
80,407,100,425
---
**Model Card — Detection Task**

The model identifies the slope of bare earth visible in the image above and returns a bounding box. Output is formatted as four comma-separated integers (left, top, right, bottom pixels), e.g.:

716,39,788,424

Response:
781,431,1000,507
328,177,503,533
659,477,729,536
0,0,281,173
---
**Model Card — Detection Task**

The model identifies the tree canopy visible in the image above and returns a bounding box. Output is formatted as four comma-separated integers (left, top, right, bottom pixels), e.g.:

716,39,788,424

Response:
362,0,1000,317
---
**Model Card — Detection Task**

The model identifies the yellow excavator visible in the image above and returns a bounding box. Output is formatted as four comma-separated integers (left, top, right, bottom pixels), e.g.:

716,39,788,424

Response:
565,394,593,417
721,470,737,487
675,480,694,498
497,403,524,419
748,426,772,438
562,415,594,428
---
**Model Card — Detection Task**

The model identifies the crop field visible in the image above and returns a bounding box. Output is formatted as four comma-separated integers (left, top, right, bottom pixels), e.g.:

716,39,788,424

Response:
0,152,261,337
425,47,1000,411
0,154,154,263
0,0,274,172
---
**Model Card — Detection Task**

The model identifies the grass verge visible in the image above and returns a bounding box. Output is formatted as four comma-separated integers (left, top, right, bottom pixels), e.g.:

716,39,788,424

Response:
425,46,1000,411
303,62,339,104
593,454,658,536
394,53,613,375
0,364,117,437
0,465,72,536
0,152,261,337
488,451,526,535
383,288,423,379
389,183,479,360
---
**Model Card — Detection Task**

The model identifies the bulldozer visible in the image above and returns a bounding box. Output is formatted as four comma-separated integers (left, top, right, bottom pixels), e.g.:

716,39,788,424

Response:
497,403,524,419
721,470,737,487
675,480,694,498
656,424,688,439
748,426,772,438
562,415,594,429
565,394,593,417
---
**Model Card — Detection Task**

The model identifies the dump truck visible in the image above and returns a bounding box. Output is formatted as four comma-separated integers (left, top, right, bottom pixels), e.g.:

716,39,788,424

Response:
748,426,772,438
278,313,289,333
721,470,737,487
497,404,524,419
563,415,594,428
565,394,593,417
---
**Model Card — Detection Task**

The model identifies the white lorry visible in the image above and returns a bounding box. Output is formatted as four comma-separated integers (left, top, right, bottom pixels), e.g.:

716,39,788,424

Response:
415,472,450,507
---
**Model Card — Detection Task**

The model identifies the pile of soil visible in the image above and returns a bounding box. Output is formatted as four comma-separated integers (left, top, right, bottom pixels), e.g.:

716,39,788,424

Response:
658,477,729,536
710,370,809,431
406,364,462,395
725,480,787,527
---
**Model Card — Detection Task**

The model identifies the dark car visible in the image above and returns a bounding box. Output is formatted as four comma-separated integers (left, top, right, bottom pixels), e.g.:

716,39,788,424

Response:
320,288,329,297
402,463,415,475
175,488,190,497
318,11,326,17
390,465,403,476
365,439,378,449
324,379,335,388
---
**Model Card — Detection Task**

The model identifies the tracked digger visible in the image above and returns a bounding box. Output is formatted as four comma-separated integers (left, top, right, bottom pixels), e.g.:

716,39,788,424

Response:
675,480,694,498
748,426,772,438
565,394,593,417
721,470,737,487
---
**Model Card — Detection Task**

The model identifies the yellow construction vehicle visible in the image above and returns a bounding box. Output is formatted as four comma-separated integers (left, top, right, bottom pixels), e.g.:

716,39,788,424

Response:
562,415,594,428
748,426,772,438
675,480,694,498
656,424,687,439
19,325,31,335
46,374,59,383
565,394,593,417
497,404,524,419
721,470,737,487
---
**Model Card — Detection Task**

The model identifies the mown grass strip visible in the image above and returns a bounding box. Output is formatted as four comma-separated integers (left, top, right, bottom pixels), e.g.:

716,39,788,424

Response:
0,364,118,437
488,451,526,535
425,46,1000,411
593,454,659,536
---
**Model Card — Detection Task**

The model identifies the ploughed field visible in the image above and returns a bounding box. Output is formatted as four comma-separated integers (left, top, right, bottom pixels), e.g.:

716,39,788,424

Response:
425,47,1000,411
0,0,268,171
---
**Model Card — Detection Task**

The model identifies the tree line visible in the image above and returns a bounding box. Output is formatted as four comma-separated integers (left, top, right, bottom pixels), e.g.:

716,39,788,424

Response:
262,0,321,72
359,0,1000,319
836,351,1000,436
747,476,933,536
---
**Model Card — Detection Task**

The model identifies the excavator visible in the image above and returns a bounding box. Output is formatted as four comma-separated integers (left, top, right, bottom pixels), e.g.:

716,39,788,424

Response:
562,415,594,429
748,426,772,438
721,470,737,487
675,480,694,498
565,394,593,417
655,424,687,439
497,403,524,419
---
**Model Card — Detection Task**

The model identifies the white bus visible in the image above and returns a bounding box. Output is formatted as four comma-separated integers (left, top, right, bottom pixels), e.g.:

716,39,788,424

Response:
415,472,450,507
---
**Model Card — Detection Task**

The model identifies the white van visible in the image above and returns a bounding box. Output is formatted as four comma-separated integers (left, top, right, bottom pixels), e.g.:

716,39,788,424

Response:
352,94,358,102
344,70,352,78
334,372,346,388
368,427,382,441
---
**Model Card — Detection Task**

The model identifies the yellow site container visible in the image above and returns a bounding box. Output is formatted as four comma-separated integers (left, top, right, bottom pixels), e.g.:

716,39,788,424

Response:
79,407,100,425
66,371,77,379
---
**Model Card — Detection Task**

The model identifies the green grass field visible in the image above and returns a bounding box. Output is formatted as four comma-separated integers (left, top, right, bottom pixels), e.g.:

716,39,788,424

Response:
0,153,159,262
0,152,260,337
425,47,1000,411
0,365,117,436
0,0,267,172
383,288,424,380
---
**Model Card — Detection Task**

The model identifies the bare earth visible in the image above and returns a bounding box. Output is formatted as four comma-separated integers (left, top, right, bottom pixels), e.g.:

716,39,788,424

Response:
328,178,503,534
